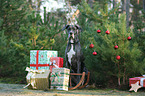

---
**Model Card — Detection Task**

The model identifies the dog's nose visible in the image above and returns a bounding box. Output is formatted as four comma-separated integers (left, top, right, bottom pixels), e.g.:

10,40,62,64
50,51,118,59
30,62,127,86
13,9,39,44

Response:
70,31,73,35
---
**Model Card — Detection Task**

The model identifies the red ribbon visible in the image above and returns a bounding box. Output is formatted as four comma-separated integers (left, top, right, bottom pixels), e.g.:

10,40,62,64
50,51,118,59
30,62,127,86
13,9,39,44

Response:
30,50,49,70
36,50,39,70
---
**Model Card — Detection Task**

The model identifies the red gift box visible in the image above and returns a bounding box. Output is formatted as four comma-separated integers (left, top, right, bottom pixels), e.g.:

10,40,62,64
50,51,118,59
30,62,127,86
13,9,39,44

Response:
50,57,63,68
49,57,63,72
129,77,145,87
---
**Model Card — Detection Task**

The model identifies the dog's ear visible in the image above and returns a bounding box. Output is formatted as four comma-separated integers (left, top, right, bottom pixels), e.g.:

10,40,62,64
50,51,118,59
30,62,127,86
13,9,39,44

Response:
75,24,82,31
61,25,70,31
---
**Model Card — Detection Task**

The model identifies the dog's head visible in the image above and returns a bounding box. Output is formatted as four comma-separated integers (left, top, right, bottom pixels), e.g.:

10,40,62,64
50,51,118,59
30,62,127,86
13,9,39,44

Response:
62,25,82,39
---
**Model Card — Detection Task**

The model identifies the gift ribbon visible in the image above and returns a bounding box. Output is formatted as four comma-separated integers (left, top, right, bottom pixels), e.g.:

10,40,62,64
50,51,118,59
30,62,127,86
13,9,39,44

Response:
36,50,39,70
140,78,145,87
50,72,61,83
50,60,59,68
23,67,45,89
30,50,49,70
25,67,45,73
49,61,59,72
50,57,63,68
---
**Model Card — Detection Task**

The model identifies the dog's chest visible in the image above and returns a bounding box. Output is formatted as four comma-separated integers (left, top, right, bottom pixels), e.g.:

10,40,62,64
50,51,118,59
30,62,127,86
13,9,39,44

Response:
67,44,76,64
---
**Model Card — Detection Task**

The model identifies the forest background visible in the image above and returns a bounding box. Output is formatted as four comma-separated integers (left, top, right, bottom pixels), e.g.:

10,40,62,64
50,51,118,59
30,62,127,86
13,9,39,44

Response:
0,0,145,89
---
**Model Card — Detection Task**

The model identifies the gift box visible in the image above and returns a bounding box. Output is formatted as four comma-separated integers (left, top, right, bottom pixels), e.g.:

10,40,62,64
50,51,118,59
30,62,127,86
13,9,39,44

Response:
50,68,70,91
25,67,50,90
30,50,58,70
50,57,63,70
129,76,145,87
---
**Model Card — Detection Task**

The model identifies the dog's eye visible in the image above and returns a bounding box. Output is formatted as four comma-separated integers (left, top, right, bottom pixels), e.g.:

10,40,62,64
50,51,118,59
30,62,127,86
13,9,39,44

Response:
67,28,71,30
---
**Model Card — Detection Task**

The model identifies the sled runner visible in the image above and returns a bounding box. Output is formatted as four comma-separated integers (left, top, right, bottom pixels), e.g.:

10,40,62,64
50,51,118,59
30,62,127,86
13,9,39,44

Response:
68,72,90,90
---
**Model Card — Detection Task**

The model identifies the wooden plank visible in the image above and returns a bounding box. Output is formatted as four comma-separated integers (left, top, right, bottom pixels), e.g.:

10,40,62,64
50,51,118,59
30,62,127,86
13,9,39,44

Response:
70,73,89,75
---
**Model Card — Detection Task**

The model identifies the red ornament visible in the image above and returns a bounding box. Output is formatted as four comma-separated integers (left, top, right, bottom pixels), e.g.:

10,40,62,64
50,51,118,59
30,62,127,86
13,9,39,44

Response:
97,29,101,33
93,52,97,55
127,36,131,40
114,45,118,49
116,55,121,60
89,44,94,48
106,30,110,34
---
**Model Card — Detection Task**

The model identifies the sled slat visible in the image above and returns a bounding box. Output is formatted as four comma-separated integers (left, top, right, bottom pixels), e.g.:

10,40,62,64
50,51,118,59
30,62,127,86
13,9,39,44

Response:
68,72,85,90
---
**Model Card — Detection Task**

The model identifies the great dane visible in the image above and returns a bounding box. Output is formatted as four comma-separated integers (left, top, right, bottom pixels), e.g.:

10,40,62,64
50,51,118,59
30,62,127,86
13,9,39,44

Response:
62,24,88,84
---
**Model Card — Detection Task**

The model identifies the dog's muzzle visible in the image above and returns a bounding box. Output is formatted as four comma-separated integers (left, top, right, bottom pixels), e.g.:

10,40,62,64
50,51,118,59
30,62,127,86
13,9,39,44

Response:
68,33,74,44
69,32,74,39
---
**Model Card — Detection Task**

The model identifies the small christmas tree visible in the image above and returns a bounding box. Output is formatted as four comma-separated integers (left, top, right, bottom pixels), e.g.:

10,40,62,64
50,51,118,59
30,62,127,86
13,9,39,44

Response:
78,0,144,86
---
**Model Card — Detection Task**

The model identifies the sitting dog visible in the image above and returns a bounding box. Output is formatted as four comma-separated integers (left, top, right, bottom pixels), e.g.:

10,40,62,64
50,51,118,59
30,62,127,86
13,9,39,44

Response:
62,24,88,84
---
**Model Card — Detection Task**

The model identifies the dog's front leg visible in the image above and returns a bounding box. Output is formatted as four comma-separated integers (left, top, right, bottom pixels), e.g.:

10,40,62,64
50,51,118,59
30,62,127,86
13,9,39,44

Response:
77,60,81,83
65,47,69,68
65,42,71,68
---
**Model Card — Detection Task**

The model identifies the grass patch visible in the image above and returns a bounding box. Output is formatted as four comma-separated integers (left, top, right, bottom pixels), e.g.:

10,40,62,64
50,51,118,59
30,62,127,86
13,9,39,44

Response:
0,87,2,89
0,78,145,95
0,83,145,95
0,77,26,84
47,88,145,95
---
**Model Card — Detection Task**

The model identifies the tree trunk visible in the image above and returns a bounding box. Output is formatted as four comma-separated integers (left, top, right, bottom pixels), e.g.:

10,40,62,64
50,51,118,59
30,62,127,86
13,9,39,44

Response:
143,0,145,11
113,0,117,8
88,0,93,8
126,0,130,28
44,7,47,24
122,0,126,14
37,0,42,13
122,0,130,28
137,0,140,4
118,62,121,86
118,77,121,86
123,67,126,84
28,0,33,10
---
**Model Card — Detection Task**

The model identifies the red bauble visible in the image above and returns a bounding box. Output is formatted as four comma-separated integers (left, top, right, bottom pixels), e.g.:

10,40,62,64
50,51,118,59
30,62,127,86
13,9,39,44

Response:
106,30,110,34
93,52,97,55
127,36,131,40
89,44,94,48
114,45,118,49
116,55,121,60
97,29,101,33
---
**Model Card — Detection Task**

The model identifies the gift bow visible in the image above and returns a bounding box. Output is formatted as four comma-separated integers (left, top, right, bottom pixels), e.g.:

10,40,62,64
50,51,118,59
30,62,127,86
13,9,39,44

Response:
50,60,59,68
25,67,45,74
23,67,45,89
140,78,145,87
50,72,61,83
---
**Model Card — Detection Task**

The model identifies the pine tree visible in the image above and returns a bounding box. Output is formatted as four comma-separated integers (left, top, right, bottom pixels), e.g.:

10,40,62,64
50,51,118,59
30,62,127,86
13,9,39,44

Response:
130,0,145,32
0,0,29,38
0,0,30,79
0,6,65,80
78,0,144,87
0,31,9,77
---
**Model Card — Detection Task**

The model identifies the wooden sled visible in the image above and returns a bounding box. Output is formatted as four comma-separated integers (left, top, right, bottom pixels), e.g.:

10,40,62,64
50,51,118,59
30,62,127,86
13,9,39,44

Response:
68,72,90,90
